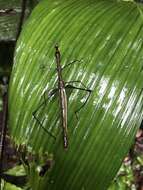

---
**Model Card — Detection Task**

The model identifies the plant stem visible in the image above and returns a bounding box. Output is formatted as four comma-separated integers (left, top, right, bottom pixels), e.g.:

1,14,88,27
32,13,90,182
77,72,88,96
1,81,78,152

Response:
0,77,8,186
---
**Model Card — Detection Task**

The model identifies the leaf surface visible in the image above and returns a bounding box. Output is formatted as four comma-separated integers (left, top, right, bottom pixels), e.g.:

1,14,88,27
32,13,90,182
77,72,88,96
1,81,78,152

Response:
9,0,143,189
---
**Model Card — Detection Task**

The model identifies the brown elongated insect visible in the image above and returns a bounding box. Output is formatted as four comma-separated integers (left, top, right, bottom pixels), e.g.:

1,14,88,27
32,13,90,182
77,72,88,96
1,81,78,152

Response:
55,45,68,148
33,45,92,150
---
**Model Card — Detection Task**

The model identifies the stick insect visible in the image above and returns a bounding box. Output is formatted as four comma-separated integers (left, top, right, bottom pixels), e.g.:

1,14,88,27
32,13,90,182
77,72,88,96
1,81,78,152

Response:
33,45,92,150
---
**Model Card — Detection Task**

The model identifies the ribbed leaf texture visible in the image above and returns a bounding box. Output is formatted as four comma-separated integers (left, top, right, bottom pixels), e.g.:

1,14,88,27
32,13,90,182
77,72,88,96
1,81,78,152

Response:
9,0,143,189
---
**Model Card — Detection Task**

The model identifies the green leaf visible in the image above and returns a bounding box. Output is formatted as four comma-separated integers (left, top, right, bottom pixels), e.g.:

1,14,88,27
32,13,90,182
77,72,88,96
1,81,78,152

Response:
4,165,26,176
1,180,23,190
9,0,143,189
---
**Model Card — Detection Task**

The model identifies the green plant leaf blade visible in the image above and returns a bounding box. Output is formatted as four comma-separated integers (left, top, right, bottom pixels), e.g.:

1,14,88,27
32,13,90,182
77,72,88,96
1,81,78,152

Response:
9,0,143,189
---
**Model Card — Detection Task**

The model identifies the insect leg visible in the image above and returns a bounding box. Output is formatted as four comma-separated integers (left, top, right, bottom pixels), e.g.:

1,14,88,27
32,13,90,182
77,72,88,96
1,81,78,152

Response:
61,60,82,70
65,82,92,119
40,59,81,74
32,88,58,140
43,89,55,106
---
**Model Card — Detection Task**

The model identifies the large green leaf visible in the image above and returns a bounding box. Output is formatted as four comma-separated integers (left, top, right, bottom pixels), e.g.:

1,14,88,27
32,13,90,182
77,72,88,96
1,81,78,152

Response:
9,0,143,189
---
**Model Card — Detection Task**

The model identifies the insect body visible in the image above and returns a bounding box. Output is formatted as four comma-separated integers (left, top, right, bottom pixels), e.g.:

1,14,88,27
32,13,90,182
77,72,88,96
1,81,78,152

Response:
33,45,92,150
55,45,68,149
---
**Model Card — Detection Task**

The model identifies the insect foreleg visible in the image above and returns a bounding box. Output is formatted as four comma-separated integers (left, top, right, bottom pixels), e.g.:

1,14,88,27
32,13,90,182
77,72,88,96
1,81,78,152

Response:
61,60,82,70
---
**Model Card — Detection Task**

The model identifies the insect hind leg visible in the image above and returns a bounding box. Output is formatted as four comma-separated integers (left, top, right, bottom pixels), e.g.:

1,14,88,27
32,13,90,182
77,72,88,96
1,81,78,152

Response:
32,88,58,140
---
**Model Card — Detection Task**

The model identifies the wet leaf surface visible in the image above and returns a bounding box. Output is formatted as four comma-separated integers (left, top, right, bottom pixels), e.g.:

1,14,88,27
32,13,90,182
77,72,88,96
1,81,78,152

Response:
8,0,143,189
